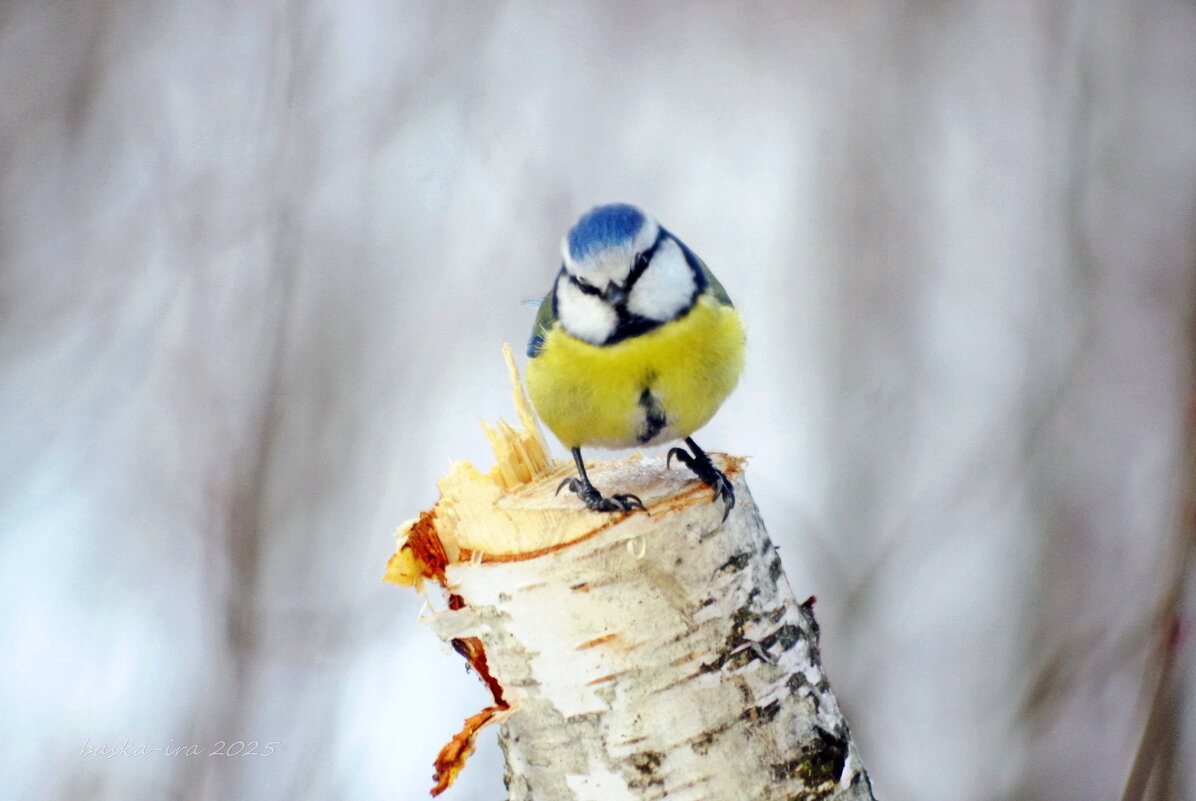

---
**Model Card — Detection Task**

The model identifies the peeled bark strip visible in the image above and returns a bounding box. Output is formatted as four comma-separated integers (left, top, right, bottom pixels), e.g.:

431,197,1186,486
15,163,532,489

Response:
387,346,876,800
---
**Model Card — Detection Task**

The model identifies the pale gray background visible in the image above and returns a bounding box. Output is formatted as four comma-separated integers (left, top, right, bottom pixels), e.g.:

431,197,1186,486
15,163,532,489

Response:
2,2,1195,800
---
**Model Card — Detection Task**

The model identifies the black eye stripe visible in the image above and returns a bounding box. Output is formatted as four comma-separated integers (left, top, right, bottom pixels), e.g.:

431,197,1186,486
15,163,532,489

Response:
624,229,666,292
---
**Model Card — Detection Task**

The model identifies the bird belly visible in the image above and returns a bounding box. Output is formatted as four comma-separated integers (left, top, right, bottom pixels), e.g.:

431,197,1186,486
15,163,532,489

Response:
525,295,745,450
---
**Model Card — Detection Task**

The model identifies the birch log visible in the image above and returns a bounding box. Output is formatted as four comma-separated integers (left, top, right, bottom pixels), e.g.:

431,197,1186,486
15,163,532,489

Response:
387,347,877,800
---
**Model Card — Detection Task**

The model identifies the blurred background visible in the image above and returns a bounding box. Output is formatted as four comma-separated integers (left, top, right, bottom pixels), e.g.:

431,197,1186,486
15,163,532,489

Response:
2,1,1195,800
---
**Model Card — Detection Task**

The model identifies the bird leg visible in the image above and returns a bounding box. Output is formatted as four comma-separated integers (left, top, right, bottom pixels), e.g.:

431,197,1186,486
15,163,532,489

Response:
667,437,735,521
556,447,646,514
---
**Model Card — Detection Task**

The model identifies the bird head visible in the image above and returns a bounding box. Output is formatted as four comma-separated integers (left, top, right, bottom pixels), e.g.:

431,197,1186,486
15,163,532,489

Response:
555,203,699,345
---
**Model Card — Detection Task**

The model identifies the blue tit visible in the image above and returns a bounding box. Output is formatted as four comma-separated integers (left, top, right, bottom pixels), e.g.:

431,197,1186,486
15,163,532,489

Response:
525,203,745,520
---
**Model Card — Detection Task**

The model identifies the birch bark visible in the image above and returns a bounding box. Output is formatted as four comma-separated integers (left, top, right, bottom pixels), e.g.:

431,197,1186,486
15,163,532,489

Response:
388,349,877,800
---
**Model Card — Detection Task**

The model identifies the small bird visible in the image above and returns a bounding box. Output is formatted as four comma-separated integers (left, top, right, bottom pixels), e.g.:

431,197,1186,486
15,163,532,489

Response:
525,203,745,520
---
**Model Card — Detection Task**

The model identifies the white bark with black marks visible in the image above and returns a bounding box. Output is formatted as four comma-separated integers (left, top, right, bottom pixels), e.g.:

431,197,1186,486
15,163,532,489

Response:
421,456,877,801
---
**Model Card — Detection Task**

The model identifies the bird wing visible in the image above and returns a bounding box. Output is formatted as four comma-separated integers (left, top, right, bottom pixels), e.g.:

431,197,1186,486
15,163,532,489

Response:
526,285,557,357
693,252,734,308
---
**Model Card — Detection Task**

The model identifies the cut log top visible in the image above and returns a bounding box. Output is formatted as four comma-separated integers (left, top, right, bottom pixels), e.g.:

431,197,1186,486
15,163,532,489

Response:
452,451,743,560
387,344,744,574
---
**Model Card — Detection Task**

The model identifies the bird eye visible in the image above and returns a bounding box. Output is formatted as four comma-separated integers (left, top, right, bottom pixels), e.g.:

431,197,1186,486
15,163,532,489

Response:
634,252,650,271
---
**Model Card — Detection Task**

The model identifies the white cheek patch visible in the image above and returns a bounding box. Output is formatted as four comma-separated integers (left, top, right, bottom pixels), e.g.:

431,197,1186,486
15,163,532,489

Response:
627,239,696,322
556,277,617,345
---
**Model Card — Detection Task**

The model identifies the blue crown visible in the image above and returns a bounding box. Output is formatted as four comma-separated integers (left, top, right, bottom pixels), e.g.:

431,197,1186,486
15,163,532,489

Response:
566,204,646,262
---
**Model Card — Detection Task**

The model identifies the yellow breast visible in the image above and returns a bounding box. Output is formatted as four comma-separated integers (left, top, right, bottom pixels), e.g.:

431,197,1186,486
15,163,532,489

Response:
525,294,745,449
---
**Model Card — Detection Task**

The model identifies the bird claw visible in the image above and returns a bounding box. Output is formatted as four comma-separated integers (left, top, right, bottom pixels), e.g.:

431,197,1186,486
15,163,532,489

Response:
708,472,735,523
609,493,647,513
666,447,692,471
558,477,646,515
666,445,735,522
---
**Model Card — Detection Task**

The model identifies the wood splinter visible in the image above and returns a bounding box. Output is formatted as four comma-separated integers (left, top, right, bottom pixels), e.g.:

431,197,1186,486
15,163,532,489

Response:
386,344,877,800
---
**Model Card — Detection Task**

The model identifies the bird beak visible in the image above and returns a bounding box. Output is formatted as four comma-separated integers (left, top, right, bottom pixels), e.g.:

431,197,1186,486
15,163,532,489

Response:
603,283,629,306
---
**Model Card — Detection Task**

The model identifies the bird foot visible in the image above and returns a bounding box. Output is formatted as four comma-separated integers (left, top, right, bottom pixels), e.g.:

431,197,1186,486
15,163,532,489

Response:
556,477,646,514
667,446,735,522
